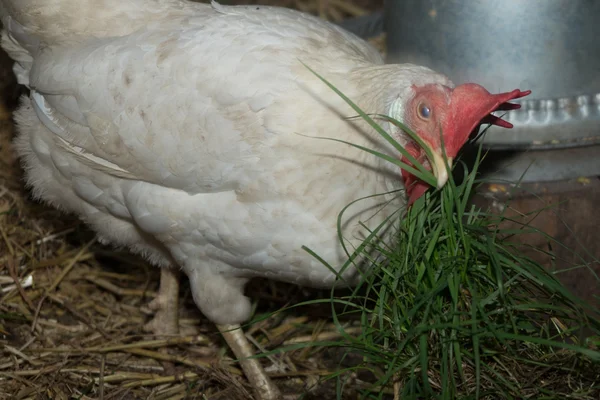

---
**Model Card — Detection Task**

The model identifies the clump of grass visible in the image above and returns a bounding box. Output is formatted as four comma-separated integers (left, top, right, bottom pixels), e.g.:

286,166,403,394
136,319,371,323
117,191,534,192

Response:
295,68,600,399
323,150,600,399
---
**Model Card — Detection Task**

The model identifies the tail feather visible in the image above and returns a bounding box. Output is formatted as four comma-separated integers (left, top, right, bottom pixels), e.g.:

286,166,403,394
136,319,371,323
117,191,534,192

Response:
0,0,201,85
0,0,195,45
1,20,34,85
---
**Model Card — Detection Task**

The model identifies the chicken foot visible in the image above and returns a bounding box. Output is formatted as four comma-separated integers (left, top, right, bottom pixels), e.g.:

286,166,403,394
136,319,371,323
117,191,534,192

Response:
218,323,282,400
144,267,180,336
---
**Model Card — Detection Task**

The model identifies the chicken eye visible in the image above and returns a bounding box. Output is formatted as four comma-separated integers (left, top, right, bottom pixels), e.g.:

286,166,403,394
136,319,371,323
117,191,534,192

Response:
418,103,431,119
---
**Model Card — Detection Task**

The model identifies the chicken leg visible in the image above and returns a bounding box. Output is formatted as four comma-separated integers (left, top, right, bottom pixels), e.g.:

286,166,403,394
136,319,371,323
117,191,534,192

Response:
218,324,282,400
144,267,180,336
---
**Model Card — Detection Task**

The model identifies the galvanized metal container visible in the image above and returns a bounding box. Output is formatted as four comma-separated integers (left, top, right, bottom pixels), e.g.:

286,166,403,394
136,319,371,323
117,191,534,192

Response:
385,0,600,151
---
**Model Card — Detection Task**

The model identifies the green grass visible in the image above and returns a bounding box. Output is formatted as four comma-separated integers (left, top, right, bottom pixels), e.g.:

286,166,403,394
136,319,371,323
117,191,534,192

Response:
316,152,600,399
289,69,600,399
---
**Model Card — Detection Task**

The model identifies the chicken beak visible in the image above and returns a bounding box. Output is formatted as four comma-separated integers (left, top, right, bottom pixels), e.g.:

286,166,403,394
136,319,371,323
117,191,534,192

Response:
428,150,453,189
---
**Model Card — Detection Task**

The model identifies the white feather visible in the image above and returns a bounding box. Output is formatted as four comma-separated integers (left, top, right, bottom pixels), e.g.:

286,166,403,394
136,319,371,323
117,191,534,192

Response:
1,0,452,325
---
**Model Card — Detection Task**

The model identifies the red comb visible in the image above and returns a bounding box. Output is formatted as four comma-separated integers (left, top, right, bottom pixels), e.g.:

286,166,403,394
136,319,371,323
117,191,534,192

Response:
482,89,531,129
443,87,531,156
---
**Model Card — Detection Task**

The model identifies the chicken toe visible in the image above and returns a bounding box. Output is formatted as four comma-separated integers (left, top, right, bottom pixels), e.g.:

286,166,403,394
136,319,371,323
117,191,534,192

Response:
218,323,282,400
144,267,180,336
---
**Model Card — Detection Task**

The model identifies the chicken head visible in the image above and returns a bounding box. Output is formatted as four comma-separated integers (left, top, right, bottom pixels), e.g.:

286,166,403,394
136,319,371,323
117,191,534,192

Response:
393,84,531,205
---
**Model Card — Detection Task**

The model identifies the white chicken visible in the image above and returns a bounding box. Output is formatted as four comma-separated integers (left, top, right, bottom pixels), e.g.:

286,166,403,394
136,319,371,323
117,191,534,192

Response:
0,0,529,398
